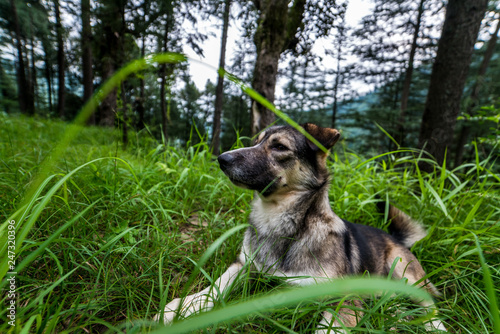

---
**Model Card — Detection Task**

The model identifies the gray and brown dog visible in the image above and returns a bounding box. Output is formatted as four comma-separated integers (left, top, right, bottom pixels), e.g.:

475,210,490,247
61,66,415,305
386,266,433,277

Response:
155,123,446,332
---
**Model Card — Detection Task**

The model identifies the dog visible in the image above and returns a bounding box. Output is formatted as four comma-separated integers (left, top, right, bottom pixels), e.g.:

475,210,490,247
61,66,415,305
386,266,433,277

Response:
155,123,447,332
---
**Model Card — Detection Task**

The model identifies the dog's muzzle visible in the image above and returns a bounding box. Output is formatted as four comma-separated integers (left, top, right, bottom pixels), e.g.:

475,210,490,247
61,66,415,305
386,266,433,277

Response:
217,152,235,173
217,149,276,195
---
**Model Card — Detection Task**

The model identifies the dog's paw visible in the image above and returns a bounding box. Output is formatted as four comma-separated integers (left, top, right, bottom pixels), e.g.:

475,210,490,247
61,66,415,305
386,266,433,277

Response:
153,298,182,324
425,319,447,332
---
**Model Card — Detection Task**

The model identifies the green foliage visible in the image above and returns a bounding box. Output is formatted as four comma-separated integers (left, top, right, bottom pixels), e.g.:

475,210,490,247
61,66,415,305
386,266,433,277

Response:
0,59,17,113
459,102,500,148
1,112,499,333
0,113,249,332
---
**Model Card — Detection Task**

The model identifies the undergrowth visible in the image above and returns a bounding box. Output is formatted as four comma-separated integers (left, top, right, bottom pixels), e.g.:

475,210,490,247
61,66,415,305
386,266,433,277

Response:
0,113,499,333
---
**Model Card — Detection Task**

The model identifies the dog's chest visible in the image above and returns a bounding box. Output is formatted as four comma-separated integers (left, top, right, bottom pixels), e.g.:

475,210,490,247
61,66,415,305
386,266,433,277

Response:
242,202,332,275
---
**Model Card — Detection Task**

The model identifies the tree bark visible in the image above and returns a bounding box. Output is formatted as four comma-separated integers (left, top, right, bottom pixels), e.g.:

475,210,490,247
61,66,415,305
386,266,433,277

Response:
251,0,306,135
159,2,173,141
55,0,66,119
211,0,231,155
137,35,146,130
11,0,28,114
29,21,37,113
121,81,128,148
0,61,15,113
418,0,487,171
81,0,94,125
332,26,345,130
42,41,53,113
397,0,425,147
98,1,123,127
454,17,500,167
100,58,117,126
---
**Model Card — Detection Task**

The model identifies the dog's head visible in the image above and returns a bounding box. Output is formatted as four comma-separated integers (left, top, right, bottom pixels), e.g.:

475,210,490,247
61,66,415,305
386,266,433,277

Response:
218,123,340,197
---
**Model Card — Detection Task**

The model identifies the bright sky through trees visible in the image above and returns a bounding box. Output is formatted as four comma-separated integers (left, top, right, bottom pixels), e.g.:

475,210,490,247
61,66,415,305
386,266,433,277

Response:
185,0,373,92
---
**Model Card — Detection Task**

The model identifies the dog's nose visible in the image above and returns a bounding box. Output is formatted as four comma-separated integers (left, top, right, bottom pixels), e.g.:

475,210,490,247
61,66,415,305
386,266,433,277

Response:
217,153,234,171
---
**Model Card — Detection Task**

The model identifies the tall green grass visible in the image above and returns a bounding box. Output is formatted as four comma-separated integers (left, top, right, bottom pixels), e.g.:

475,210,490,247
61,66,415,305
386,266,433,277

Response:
1,113,498,333
0,54,499,333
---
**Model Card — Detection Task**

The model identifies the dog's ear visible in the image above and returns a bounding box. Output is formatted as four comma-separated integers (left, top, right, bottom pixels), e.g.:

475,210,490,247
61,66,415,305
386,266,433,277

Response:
301,123,340,152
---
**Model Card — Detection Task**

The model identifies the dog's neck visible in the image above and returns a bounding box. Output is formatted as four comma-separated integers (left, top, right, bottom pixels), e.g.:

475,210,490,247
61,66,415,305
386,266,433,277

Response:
250,185,346,238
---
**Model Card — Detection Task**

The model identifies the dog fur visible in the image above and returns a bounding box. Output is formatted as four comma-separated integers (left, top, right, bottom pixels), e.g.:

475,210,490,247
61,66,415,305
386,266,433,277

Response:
154,123,446,332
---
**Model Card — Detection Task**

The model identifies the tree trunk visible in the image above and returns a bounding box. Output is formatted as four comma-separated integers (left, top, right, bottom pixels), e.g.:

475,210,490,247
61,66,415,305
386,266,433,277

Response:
23,38,35,115
54,0,66,119
331,87,338,129
29,24,37,113
137,35,146,130
11,0,28,114
159,69,169,141
251,0,306,135
159,4,173,141
454,17,500,167
81,0,94,125
417,0,487,171
0,61,15,113
397,0,425,147
100,58,117,126
332,26,345,130
98,2,123,127
211,0,231,155
121,81,128,148
251,0,288,134
43,43,53,113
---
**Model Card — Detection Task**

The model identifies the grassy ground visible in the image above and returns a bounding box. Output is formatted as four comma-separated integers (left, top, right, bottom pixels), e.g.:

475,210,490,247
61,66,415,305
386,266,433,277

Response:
0,113,499,333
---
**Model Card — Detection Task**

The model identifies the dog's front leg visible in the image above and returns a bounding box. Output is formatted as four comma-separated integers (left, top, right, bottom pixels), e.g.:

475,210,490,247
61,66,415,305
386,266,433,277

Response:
317,302,362,334
317,312,347,334
154,261,244,324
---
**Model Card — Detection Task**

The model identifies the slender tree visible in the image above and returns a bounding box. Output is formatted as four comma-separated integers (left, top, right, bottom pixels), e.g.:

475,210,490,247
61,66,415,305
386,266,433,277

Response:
81,0,94,124
28,7,37,111
95,0,126,127
41,38,53,113
10,0,29,114
331,24,347,130
128,0,160,131
54,0,65,118
120,80,128,147
418,0,488,170
158,0,174,141
453,15,500,166
137,35,146,130
352,0,444,149
211,0,232,156
0,59,17,113
353,0,442,86
397,0,425,146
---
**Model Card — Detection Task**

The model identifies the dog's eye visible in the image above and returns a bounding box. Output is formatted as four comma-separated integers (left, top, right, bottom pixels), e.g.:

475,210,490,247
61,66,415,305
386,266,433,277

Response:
271,144,289,151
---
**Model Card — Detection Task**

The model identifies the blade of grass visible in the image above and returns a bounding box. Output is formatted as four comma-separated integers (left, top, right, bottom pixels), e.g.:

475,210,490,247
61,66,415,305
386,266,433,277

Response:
461,197,484,228
18,227,137,317
12,201,97,276
424,180,449,219
0,157,133,281
374,122,399,148
472,233,500,334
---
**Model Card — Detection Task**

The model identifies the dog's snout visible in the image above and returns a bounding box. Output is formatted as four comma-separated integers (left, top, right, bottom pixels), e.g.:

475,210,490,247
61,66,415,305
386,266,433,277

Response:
217,153,235,171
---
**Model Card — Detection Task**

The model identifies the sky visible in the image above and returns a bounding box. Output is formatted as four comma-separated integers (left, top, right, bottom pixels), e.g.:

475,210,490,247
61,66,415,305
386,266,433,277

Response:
184,0,373,92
